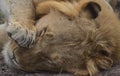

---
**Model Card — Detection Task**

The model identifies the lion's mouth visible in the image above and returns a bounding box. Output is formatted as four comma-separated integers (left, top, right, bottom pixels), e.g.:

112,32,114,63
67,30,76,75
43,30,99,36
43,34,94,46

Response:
10,50,20,68
2,42,21,69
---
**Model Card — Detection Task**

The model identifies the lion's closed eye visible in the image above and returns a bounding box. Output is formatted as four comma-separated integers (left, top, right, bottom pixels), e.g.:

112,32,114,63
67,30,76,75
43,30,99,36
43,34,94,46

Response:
96,56,113,70
96,45,111,57
11,51,20,67
99,50,110,57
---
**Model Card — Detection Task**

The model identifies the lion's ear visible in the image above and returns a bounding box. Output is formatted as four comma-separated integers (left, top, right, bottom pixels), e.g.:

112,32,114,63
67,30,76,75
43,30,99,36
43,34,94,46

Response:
79,1,101,19
79,0,113,19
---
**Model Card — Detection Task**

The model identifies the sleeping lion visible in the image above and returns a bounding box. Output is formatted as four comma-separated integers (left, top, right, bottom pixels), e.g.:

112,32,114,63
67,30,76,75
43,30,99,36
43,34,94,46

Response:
0,0,120,76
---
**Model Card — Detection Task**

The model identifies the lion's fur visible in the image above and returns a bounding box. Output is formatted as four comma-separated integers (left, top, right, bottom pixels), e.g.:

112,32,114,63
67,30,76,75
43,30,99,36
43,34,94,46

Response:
0,23,8,50
0,0,120,76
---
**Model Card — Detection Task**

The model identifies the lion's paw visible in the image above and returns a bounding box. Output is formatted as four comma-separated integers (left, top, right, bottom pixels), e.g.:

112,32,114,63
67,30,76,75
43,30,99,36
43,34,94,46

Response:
6,21,36,48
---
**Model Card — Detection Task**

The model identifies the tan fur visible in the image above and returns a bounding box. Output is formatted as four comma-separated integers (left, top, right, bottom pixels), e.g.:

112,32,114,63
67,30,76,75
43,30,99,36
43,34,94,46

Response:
1,0,120,76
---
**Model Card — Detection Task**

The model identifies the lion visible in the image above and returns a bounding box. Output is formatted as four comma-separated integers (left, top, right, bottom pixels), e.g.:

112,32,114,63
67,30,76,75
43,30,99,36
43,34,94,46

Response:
0,0,120,76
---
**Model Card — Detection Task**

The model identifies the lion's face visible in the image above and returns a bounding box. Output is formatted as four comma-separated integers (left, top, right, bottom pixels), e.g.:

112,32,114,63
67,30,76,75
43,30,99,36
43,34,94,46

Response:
36,10,98,58
36,10,97,48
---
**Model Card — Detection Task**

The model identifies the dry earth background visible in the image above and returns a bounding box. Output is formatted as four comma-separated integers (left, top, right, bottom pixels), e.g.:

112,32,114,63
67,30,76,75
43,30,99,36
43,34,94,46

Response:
0,1,120,76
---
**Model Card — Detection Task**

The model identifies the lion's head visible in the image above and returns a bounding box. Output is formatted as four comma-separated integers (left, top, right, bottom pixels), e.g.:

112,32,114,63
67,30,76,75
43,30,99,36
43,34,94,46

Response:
2,0,120,76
